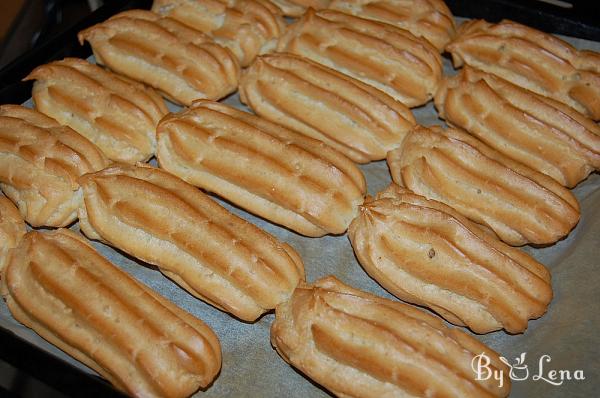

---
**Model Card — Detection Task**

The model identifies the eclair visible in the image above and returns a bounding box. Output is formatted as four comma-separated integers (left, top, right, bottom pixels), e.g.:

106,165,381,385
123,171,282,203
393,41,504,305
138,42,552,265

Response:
328,0,456,52
1,229,221,398
271,276,511,397
24,58,168,164
156,100,366,236
277,9,442,107
152,0,285,66
446,19,600,120
78,164,305,321
0,194,26,271
435,67,600,187
239,53,416,163
0,105,109,226
349,183,553,334
387,125,580,246
78,9,240,105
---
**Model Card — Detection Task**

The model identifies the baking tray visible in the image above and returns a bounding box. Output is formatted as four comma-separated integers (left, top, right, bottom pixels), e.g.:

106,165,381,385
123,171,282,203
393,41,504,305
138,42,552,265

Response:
0,1,599,397
445,0,600,42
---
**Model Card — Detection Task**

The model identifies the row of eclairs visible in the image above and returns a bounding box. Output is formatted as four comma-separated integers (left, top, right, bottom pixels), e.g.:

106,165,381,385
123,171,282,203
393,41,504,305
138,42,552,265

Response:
0,0,598,396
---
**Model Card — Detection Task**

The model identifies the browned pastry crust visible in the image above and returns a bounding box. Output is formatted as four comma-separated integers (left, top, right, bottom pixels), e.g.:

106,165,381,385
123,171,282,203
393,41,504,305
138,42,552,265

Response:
446,19,600,120
24,58,168,164
349,183,553,334
0,194,26,272
387,125,580,246
277,9,442,107
0,105,109,227
152,0,286,67
239,53,416,163
1,229,221,398
435,67,600,188
271,276,511,397
156,100,366,236
265,0,456,48
78,164,305,321
328,0,456,52
78,9,240,105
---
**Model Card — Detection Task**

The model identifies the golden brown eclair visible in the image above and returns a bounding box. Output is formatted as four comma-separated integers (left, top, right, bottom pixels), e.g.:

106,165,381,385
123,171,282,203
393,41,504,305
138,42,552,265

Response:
435,67,600,188
328,0,456,52
387,125,580,246
271,276,511,397
349,183,553,334
24,58,168,164
78,164,305,321
1,229,221,398
0,105,109,227
78,9,240,105
277,9,442,107
239,53,416,163
446,19,600,120
0,194,26,271
156,100,366,236
152,0,286,66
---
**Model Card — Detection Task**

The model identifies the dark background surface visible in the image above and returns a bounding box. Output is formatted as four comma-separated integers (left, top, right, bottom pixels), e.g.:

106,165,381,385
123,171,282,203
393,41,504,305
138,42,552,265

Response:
0,0,598,105
448,0,600,42
0,0,597,396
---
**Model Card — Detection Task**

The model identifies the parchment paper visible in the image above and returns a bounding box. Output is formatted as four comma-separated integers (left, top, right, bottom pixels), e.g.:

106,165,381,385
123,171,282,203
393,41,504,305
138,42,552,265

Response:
1,21,599,398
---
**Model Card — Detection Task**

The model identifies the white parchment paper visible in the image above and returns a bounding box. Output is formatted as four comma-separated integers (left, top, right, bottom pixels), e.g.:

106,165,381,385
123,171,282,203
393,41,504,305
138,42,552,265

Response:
1,22,599,398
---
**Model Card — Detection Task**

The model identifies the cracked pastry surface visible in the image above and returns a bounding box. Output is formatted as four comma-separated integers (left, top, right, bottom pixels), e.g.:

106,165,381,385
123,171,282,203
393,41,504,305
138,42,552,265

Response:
78,9,240,105
446,19,600,120
435,67,600,188
25,58,168,164
1,228,221,398
152,0,285,66
349,183,553,334
271,276,511,397
157,100,366,236
277,9,442,107
239,53,416,163
387,125,580,246
78,164,305,321
0,105,109,226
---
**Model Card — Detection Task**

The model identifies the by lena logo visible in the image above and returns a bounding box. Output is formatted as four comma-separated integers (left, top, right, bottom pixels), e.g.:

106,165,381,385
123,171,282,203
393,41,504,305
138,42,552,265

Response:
471,352,585,388
501,353,529,381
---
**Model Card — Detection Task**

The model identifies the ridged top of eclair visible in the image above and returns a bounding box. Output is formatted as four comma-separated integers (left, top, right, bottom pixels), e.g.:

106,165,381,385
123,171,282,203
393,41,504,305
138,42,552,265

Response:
78,9,240,105
1,228,221,397
240,52,416,163
271,276,511,397
435,67,600,187
277,9,442,107
387,125,580,246
328,0,456,51
152,0,285,66
349,183,553,334
157,100,366,236
24,58,167,164
446,19,600,120
78,164,305,321
0,104,109,226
